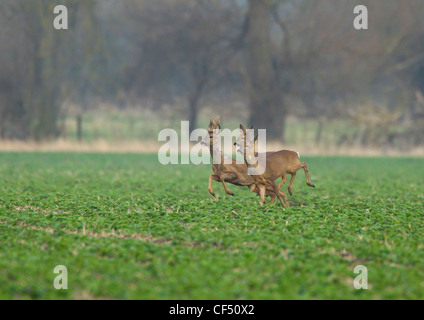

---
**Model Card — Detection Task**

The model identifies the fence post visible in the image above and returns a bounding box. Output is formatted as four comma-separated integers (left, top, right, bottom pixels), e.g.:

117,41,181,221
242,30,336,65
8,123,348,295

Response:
77,114,82,142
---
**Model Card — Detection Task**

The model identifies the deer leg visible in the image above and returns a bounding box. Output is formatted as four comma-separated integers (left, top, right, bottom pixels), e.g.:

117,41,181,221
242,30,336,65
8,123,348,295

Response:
277,175,287,190
269,193,275,205
272,180,289,208
259,185,266,205
287,173,296,196
208,174,220,197
220,173,235,196
253,185,270,204
281,190,290,207
300,162,315,188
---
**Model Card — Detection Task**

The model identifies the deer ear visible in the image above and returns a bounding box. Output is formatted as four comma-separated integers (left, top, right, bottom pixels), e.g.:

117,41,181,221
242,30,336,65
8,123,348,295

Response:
210,118,214,125
240,124,245,132
216,116,220,123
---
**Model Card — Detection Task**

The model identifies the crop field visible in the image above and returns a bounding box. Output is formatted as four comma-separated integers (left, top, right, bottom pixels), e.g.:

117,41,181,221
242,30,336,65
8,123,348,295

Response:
0,152,423,299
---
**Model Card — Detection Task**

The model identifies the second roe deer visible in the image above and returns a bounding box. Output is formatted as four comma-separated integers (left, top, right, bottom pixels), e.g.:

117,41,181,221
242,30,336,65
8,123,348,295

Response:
235,125,315,207
237,124,315,196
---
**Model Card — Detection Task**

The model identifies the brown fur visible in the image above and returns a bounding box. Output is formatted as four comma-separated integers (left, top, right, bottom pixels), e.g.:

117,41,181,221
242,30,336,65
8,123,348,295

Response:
203,118,284,203
236,124,315,208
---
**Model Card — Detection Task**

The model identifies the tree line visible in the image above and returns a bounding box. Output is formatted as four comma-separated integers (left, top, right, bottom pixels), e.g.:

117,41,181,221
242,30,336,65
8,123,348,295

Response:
0,0,423,145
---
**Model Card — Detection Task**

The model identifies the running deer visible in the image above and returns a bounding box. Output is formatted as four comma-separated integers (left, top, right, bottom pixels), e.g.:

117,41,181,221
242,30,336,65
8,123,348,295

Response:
240,124,314,196
235,125,315,207
201,117,285,204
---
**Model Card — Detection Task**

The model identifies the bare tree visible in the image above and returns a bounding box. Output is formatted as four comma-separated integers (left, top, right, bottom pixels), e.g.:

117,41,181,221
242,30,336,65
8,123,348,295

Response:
0,0,111,140
244,0,284,140
122,0,242,131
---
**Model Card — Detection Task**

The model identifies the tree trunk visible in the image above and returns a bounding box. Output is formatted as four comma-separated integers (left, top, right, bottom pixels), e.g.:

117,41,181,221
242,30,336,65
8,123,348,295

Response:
188,95,199,133
315,118,324,146
77,114,82,142
246,0,285,141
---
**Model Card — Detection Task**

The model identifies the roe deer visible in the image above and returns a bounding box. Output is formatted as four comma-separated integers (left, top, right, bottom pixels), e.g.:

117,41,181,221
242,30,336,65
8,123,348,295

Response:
201,117,284,204
237,124,315,197
235,125,315,208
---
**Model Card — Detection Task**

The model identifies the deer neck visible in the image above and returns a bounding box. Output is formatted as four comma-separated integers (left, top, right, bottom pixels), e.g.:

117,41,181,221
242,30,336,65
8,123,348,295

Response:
209,137,225,165
244,144,258,169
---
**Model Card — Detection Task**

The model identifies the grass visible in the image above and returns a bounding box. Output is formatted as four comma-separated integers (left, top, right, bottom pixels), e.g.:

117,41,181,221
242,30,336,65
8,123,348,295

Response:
0,152,423,299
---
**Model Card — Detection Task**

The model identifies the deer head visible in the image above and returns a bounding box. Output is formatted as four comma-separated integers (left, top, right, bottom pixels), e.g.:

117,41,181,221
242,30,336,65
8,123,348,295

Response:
201,117,221,146
234,124,255,153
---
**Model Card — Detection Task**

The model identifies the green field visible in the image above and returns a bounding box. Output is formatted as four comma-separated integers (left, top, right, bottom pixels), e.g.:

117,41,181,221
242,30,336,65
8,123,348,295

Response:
0,153,423,299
